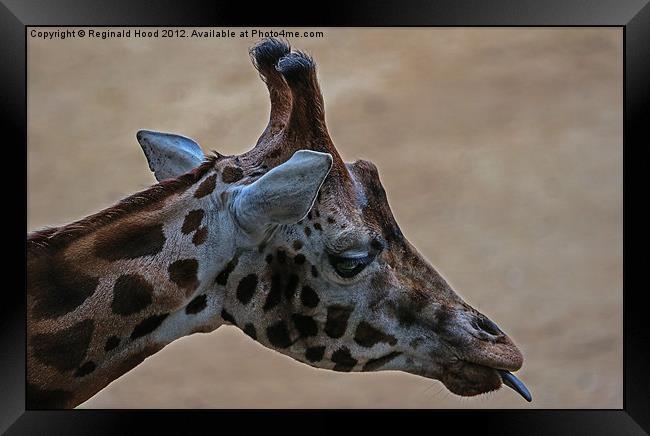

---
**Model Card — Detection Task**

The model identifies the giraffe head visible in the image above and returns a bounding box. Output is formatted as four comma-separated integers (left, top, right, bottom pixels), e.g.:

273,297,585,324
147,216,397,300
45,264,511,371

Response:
138,39,530,401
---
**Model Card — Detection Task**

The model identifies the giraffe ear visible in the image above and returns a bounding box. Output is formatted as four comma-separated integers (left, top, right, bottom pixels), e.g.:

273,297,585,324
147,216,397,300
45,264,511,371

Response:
233,150,333,233
136,130,205,181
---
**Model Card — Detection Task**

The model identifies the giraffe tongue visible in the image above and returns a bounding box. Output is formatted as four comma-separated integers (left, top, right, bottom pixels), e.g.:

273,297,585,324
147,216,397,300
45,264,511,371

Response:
498,370,532,402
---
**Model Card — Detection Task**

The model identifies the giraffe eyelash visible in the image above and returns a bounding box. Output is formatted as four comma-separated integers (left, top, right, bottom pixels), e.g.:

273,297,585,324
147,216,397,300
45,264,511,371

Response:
327,252,376,278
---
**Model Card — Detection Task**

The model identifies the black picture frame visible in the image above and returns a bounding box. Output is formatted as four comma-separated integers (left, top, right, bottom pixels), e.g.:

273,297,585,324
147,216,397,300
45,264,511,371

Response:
3,1,648,434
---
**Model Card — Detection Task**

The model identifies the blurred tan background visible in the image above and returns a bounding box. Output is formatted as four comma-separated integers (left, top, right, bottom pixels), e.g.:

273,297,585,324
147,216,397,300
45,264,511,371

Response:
27,28,622,408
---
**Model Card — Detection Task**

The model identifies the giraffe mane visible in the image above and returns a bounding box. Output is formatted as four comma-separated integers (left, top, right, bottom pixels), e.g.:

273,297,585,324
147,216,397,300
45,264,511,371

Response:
27,154,220,256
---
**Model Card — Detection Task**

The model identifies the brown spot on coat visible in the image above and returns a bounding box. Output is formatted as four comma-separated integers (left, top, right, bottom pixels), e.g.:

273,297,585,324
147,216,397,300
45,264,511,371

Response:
222,166,244,183
192,227,208,245
181,209,204,234
331,347,357,371
263,274,283,311
221,308,237,325
395,292,429,327
185,294,207,314
243,323,257,340
111,273,153,316
354,321,398,347
325,305,353,338
31,319,94,372
284,274,299,300
215,256,239,286
266,320,291,348
236,274,258,305
130,313,168,339
194,174,218,198
431,308,452,334
94,222,166,261
291,314,318,337
168,259,199,293
74,361,96,377
300,285,319,308
362,352,402,371
29,258,98,320
305,346,326,362
104,336,120,352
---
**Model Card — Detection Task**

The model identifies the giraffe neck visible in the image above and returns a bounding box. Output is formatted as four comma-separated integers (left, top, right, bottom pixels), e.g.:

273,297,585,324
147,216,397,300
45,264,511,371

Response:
27,165,234,408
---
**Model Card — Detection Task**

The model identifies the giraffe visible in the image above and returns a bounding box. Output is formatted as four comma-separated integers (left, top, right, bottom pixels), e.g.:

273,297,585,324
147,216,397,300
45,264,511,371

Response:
26,38,531,409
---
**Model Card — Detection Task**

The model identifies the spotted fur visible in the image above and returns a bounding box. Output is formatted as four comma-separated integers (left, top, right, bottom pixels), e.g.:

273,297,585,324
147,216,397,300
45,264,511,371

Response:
222,166,244,183
111,274,153,316
31,319,94,372
181,209,205,234
194,174,218,198
94,222,166,261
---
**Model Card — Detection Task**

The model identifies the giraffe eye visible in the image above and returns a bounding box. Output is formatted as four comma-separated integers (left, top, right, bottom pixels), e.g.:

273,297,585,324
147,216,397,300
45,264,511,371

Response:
328,253,375,278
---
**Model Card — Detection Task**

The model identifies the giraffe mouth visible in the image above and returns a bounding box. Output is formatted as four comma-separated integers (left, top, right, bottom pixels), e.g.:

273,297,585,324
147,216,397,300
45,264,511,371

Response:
467,347,531,401
438,360,532,402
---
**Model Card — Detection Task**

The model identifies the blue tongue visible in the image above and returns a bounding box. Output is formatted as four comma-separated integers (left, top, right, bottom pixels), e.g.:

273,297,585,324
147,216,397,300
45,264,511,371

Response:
498,370,532,402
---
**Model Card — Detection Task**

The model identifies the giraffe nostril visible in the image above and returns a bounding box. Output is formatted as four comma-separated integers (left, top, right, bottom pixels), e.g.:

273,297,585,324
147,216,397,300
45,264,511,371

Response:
473,315,504,337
